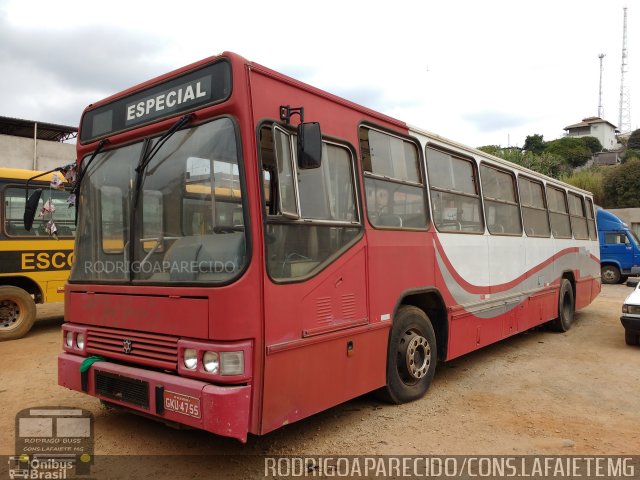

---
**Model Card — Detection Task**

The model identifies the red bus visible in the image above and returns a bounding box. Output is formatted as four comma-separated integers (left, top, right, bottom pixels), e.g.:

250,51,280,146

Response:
52,52,600,442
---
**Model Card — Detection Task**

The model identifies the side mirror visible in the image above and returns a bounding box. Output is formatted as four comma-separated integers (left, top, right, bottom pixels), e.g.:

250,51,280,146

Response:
23,189,43,231
297,122,322,169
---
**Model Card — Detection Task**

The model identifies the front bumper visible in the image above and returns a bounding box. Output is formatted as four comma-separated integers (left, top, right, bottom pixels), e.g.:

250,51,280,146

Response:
58,353,251,442
620,315,640,334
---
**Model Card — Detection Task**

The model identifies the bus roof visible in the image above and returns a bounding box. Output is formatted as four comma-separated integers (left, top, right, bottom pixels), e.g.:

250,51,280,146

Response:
409,124,594,197
0,167,64,182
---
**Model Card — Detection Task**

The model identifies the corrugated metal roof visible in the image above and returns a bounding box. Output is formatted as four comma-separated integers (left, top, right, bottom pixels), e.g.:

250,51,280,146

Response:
0,115,77,142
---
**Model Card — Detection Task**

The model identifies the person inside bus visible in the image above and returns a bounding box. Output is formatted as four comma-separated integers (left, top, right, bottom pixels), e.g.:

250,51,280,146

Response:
367,184,402,227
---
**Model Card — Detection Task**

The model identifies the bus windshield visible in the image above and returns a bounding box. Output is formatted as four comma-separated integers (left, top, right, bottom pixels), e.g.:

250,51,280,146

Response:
70,117,247,284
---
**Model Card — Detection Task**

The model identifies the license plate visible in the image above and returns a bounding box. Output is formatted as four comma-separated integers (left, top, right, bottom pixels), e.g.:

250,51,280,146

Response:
163,390,201,418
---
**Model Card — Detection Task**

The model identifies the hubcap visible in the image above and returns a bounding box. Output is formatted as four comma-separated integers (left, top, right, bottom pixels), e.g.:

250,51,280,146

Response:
398,330,431,384
0,300,20,329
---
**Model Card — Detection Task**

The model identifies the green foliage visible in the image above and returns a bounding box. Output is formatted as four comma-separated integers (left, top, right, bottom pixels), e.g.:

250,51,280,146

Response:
602,159,640,208
581,136,603,154
560,167,605,206
477,145,502,156
545,137,592,168
485,147,570,179
622,149,640,163
523,134,545,154
628,129,640,150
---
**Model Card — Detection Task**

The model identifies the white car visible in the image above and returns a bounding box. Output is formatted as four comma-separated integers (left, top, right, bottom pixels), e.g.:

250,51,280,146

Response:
621,281,640,346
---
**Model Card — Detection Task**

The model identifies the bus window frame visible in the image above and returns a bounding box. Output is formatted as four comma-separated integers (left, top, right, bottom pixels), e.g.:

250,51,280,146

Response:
257,120,364,285
479,162,523,237
546,184,573,239
517,174,551,238
359,123,429,232
567,191,589,240
585,197,598,241
1,182,76,239
425,144,485,235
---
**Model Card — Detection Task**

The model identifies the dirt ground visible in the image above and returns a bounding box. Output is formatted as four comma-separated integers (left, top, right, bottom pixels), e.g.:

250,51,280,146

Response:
1,285,639,478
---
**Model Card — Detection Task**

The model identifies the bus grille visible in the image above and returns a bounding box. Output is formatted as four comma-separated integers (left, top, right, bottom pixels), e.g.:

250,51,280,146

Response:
86,327,179,370
95,371,149,409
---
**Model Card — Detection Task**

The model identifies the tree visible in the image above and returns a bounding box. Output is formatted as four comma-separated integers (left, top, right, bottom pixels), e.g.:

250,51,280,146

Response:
561,167,605,206
622,149,640,163
545,137,592,168
477,145,501,156
523,134,545,154
628,128,640,150
602,159,640,208
491,148,570,179
581,136,603,154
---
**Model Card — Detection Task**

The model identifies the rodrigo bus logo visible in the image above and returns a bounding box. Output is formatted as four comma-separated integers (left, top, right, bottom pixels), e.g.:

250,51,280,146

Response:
13,407,94,478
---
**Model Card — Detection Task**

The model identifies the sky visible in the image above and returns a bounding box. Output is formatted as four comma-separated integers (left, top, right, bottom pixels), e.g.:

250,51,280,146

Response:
0,0,637,149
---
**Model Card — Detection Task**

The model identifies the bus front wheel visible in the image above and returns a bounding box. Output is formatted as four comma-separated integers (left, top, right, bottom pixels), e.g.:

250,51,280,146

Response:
0,286,36,341
379,306,437,404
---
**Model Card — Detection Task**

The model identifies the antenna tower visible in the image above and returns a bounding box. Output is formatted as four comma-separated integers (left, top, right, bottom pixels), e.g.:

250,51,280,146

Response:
598,53,605,118
618,7,631,133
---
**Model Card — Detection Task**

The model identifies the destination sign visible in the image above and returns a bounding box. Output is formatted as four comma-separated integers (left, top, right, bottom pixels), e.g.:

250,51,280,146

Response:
79,60,231,144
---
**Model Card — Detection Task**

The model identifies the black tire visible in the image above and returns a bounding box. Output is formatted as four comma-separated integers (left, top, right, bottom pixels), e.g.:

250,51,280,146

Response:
378,305,437,404
0,286,37,340
625,330,639,346
601,265,621,285
620,275,629,284
549,278,575,332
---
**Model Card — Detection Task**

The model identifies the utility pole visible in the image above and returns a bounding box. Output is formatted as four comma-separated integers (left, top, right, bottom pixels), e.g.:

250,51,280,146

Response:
598,53,605,118
618,7,631,133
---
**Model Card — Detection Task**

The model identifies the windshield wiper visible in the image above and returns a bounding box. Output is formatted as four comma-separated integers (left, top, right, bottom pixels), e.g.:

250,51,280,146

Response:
71,138,110,197
134,113,195,207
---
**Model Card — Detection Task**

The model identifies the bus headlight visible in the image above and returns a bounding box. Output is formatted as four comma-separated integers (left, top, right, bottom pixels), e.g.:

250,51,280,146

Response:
203,351,219,373
183,348,198,370
65,331,74,348
76,333,85,350
220,351,244,376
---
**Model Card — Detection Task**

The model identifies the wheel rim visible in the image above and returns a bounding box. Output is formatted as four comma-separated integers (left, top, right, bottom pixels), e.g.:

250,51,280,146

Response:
397,329,431,385
602,268,617,282
0,299,22,330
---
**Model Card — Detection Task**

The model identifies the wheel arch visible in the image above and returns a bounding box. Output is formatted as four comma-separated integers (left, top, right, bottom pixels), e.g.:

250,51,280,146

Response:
560,270,576,300
0,276,43,303
394,288,449,361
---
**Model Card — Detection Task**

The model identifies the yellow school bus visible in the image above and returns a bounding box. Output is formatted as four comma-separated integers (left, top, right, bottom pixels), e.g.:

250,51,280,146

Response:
0,168,75,340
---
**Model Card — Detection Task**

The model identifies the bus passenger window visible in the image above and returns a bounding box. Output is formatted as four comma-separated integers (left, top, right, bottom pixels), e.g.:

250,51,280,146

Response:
259,124,361,280
480,165,522,235
568,192,589,240
426,148,483,233
546,186,572,239
585,197,597,240
360,127,427,229
518,177,550,237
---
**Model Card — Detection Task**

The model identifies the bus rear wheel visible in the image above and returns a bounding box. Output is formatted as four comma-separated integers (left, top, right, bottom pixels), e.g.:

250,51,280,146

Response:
549,279,575,332
0,286,36,341
379,306,437,404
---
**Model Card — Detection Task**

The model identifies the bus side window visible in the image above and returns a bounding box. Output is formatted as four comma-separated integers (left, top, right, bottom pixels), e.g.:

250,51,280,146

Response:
259,124,361,280
426,147,483,233
518,176,550,237
360,127,427,229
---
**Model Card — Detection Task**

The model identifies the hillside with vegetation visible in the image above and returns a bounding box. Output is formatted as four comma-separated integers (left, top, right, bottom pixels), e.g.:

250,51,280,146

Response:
478,128,640,208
